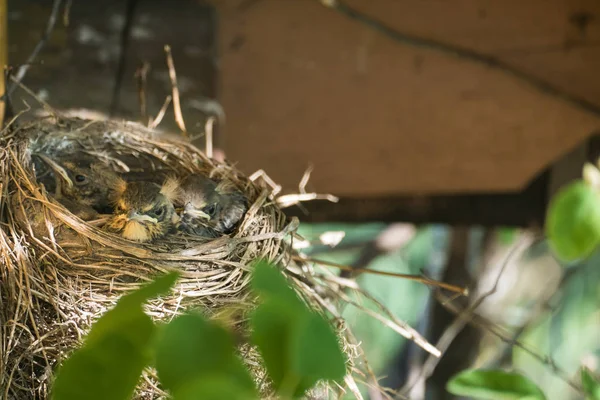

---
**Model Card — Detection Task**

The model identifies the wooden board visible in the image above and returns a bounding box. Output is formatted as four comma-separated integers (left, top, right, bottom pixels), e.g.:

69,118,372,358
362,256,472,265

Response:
213,0,600,196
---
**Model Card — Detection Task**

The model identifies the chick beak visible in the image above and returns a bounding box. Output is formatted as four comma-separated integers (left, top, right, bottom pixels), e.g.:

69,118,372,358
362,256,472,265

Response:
127,210,157,223
184,204,210,220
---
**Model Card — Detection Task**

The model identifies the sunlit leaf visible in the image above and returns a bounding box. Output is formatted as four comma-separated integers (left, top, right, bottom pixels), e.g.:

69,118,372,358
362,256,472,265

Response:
546,181,600,262
251,260,304,308
290,311,347,383
154,313,255,395
250,261,347,398
250,300,298,393
447,369,546,400
52,272,180,400
582,367,600,400
172,374,257,400
85,271,179,346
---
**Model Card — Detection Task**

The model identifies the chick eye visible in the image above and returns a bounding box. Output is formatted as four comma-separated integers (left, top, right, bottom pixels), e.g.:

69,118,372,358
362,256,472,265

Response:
204,203,217,217
74,174,87,184
149,205,166,219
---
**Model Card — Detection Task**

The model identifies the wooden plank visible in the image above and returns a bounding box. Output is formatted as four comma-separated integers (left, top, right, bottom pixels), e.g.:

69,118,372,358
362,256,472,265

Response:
284,171,549,227
213,0,600,196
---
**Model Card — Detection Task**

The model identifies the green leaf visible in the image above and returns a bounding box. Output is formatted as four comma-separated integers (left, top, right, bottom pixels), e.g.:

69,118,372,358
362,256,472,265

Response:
173,374,257,400
52,272,180,400
582,367,600,400
250,261,347,398
154,313,255,395
290,310,347,383
546,181,600,261
250,300,303,394
447,369,546,400
251,260,304,308
85,271,179,346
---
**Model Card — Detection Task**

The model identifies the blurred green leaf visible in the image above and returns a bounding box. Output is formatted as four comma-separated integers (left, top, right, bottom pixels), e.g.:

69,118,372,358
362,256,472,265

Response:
291,310,347,384
546,181,600,262
154,313,255,396
447,369,546,400
582,367,600,400
250,299,309,396
251,260,304,309
52,272,180,400
172,374,257,400
250,261,347,398
85,272,179,345
514,258,600,400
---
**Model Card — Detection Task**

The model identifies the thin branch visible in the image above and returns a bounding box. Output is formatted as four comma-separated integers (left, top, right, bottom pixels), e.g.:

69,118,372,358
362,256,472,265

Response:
164,45,187,134
8,0,63,96
205,116,215,158
148,95,172,129
135,61,150,123
109,0,140,116
400,232,537,396
439,294,584,395
0,0,7,127
295,255,468,296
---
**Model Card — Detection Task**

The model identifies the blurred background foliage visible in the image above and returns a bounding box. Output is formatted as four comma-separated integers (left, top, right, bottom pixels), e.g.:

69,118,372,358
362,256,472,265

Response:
297,223,600,400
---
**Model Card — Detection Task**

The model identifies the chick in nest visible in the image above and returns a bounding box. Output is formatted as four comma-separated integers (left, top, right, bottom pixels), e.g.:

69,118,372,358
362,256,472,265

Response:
33,153,125,211
33,153,125,219
104,178,180,242
174,175,248,237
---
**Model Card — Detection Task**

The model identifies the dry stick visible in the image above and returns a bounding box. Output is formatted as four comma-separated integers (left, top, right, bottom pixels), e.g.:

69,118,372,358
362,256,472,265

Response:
8,0,63,96
62,0,72,26
205,116,215,158
0,0,7,127
10,75,56,114
164,45,187,135
294,255,468,296
400,234,534,396
109,0,139,116
149,95,172,129
399,233,586,398
135,61,150,123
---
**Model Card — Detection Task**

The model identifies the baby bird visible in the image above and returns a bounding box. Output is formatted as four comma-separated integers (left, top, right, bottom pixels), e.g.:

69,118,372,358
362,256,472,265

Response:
175,175,248,237
33,153,124,213
104,178,180,242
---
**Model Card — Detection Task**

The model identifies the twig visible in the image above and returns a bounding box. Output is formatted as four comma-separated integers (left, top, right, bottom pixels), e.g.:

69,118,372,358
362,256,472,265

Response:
109,0,139,116
0,0,7,127
439,294,584,395
164,45,187,135
135,61,150,123
148,95,172,129
8,0,63,96
276,192,339,208
295,255,468,296
249,169,283,196
484,265,583,368
299,165,314,194
9,75,56,114
205,116,215,158
400,234,557,396
62,0,72,26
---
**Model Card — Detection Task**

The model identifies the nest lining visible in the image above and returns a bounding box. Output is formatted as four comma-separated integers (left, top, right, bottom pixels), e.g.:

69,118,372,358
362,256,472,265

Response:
0,115,363,400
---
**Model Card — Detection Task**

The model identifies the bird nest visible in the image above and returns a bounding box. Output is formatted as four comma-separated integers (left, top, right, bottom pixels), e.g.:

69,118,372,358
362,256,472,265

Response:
0,114,376,400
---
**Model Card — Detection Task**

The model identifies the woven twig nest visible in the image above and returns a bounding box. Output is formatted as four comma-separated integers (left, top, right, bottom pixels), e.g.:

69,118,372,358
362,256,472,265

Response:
0,115,367,399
